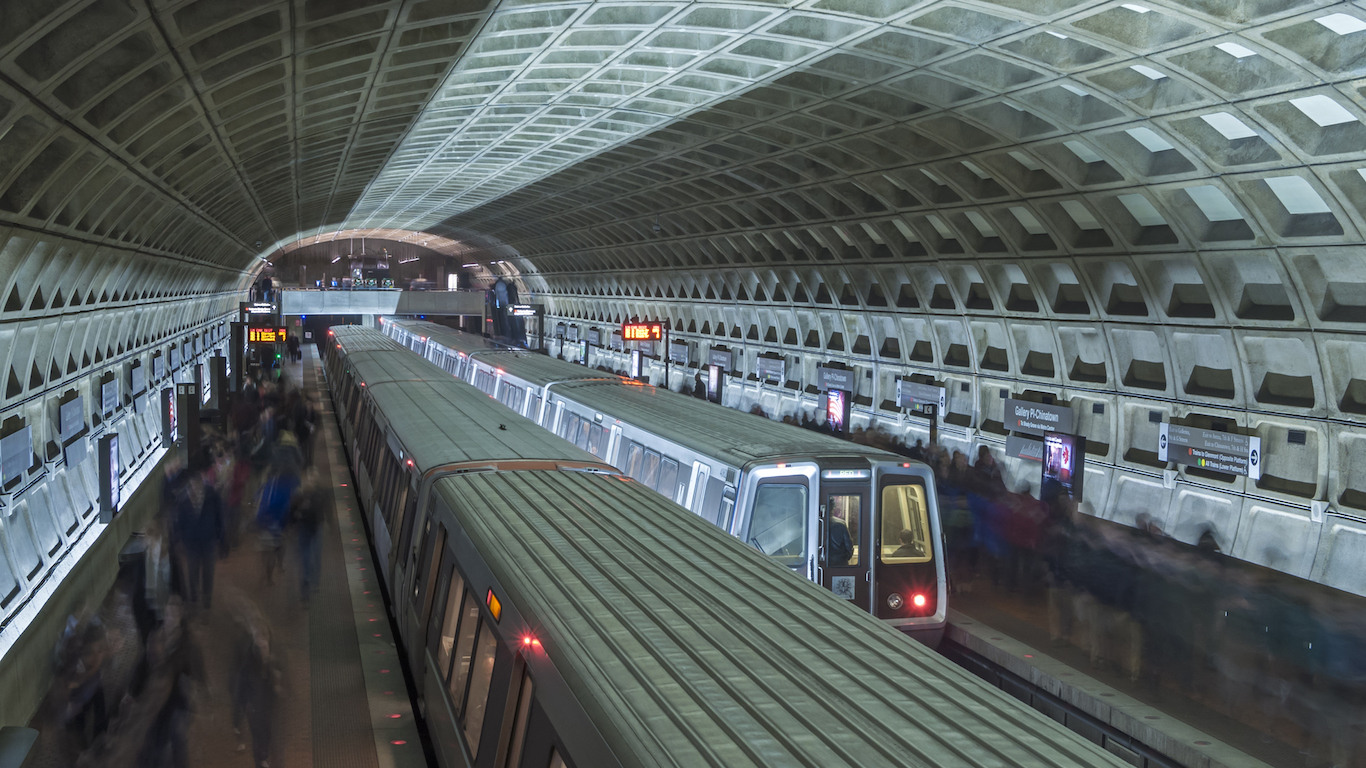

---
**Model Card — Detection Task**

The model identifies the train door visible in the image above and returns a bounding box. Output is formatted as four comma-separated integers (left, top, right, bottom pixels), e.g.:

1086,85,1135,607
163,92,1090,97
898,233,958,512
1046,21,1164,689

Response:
818,474,871,611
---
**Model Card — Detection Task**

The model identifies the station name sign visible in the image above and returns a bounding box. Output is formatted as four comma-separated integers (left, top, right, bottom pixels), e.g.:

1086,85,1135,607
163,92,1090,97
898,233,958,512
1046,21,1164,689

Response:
244,302,275,315
818,366,854,393
1159,424,1262,480
897,380,945,416
509,304,536,317
668,340,688,364
1005,398,1074,436
248,327,287,344
622,322,663,341
756,356,785,385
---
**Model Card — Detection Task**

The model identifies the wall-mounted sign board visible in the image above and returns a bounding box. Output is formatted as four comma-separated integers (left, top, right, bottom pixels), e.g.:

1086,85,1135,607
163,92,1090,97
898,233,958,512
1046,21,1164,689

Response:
756,357,785,385
1004,398,1074,436
1159,424,1262,480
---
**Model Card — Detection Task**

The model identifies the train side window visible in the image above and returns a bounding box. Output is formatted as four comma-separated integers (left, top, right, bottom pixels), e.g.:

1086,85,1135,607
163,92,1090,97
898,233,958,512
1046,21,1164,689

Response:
448,590,481,699
586,424,603,457
749,483,807,565
658,458,679,500
574,420,590,451
433,565,465,670
463,622,500,758
418,523,447,622
641,451,660,488
625,444,644,479
503,671,534,768
396,486,420,566
879,484,933,565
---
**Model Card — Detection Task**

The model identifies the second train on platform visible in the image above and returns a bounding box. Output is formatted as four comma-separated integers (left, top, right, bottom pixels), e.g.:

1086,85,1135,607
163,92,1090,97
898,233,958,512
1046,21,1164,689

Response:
381,318,947,644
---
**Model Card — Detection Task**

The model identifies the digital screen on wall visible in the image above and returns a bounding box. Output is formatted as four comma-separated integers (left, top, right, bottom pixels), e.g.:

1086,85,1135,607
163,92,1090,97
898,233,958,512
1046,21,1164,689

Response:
706,364,722,404
1042,432,1086,502
826,388,850,435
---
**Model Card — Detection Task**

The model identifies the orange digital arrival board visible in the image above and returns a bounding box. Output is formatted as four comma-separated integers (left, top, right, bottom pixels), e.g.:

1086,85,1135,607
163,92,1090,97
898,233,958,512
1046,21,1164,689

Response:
248,327,287,344
622,322,663,341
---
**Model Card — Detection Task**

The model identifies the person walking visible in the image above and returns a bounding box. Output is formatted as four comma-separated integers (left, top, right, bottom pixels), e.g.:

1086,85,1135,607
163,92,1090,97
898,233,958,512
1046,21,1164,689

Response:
174,454,224,611
230,605,281,768
292,468,329,602
255,466,297,586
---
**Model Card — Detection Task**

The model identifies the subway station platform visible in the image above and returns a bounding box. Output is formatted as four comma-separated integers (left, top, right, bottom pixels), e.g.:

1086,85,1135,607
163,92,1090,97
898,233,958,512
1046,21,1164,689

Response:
22,346,421,768
944,572,1354,768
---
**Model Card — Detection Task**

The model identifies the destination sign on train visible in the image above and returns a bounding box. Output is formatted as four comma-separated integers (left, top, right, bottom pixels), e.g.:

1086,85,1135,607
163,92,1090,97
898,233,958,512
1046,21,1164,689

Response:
622,322,663,341
248,327,287,344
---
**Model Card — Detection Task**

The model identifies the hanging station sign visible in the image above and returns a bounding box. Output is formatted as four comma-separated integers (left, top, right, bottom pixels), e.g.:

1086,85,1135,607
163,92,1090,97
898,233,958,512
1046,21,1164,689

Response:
244,302,275,316
1004,398,1074,436
897,380,946,417
1159,424,1262,480
708,348,733,372
756,357,785,385
817,366,855,393
1,427,32,485
509,304,536,317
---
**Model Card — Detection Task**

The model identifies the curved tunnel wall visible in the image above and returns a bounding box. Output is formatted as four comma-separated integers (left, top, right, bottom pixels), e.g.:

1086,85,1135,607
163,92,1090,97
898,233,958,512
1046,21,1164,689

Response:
0,0,1362,608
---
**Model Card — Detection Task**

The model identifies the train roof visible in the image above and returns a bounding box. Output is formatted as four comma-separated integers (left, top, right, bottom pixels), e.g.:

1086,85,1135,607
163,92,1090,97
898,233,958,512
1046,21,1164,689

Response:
555,378,899,468
382,318,506,356
436,469,1127,768
328,326,615,474
384,319,903,469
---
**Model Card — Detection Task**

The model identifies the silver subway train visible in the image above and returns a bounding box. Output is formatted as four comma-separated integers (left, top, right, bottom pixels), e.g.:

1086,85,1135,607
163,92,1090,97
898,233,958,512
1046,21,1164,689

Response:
380,318,947,644
322,324,1130,768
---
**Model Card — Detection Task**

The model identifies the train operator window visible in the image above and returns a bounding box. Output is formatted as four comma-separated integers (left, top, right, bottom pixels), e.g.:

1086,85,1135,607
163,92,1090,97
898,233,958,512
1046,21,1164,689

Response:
879,485,933,564
827,495,861,566
749,484,808,567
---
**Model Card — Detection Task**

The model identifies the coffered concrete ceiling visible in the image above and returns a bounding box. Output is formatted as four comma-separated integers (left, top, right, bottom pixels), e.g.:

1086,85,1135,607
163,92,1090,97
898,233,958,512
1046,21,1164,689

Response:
0,0,1358,269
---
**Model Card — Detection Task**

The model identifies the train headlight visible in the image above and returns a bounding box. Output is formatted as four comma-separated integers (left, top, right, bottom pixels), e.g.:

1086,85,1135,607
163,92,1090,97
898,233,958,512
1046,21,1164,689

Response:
912,593,927,608
887,593,904,610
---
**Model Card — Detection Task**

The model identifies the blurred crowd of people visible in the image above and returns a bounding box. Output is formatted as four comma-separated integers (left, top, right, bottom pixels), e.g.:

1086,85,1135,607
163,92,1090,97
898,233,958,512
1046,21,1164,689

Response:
822,419,1366,767
46,367,323,768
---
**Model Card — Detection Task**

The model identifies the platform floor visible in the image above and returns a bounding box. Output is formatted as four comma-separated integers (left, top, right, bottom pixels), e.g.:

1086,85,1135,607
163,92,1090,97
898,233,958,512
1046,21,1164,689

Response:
949,577,1319,768
26,345,421,768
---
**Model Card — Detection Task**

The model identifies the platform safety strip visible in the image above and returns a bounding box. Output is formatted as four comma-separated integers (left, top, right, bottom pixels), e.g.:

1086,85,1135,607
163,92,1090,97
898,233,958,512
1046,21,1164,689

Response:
310,349,424,768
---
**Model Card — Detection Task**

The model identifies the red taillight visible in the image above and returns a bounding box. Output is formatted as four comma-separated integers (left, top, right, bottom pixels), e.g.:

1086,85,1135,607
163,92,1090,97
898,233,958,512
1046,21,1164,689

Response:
912,593,927,608
902,462,911,467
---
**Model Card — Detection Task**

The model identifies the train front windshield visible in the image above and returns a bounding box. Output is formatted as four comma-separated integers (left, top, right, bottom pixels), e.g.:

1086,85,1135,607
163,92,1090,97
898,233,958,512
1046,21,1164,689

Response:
879,484,933,564
749,483,808,567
